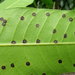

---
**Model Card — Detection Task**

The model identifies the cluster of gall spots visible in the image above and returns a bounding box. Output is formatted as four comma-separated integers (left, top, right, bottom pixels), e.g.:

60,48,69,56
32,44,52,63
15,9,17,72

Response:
36,24,40,28
23,39,27,43
20,16,25,20
62,14,66,18
69,18,73,22
53,29,57,34
0,17,7,26
1,66,6,70
46,13,50,16
36,39,40,43
58,60,62,64
26,62,30,66
11,41,16,44
54,40,58,44
32,13,37,16
11,63,15,68
64,34,67,38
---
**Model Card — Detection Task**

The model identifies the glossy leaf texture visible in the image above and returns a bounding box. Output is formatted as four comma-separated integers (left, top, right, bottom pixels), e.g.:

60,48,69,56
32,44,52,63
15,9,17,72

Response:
0,0,34,9
0,8,75,44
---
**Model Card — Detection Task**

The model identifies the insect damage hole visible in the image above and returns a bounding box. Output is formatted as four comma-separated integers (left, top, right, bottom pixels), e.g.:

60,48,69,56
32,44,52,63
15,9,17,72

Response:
26,62,30,66
1,66,6,70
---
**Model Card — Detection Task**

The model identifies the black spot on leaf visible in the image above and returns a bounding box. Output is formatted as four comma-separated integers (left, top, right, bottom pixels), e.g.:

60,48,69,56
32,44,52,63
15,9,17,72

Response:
26,62,30,66
36,39,40,43
1,66,6,70
46,13,50,16
32,13,36,16
58,60,62,64
20,16,25,20
11,63,15,68
23,39,27,43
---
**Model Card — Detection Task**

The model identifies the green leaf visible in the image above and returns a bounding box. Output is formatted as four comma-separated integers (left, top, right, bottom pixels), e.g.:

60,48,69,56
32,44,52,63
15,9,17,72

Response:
0,0,34,9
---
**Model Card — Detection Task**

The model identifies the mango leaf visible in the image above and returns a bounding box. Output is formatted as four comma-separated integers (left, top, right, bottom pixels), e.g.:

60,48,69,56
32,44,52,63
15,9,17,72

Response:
0,4,75,75
0,0,34,9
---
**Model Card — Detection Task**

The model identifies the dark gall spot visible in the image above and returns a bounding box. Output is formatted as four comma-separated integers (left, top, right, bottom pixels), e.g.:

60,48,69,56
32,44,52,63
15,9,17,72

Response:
54,40,58,43
73,64,75,67
36,24,40,28
1,66,6,70
0,17,4,21
32,13,36,16
2,22,6,26
36,39,40,43
46,13,50,16
42,73,46,75
58,60,62,64
69,18,73,22
3,19,7,23
62,14,66,18
11,41,16,44
23,39,27,43
20,16,25,20
53,29,57,34
26,62,30,66
64,34,67,38
11,63,15,68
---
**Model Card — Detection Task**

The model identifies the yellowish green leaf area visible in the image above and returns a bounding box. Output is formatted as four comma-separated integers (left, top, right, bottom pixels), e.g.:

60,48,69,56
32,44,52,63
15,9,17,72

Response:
0,0,75,75
0,8,75,44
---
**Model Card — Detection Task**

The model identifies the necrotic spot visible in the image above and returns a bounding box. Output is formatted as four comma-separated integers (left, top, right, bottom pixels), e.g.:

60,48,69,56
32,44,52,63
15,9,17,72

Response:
1,66,6,70
26,62,30,66
58,60,62,64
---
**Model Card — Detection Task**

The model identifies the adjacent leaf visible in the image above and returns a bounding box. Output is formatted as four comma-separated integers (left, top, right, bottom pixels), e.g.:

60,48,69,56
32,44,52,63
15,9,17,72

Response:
0,0,34,9
41,0,53,8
